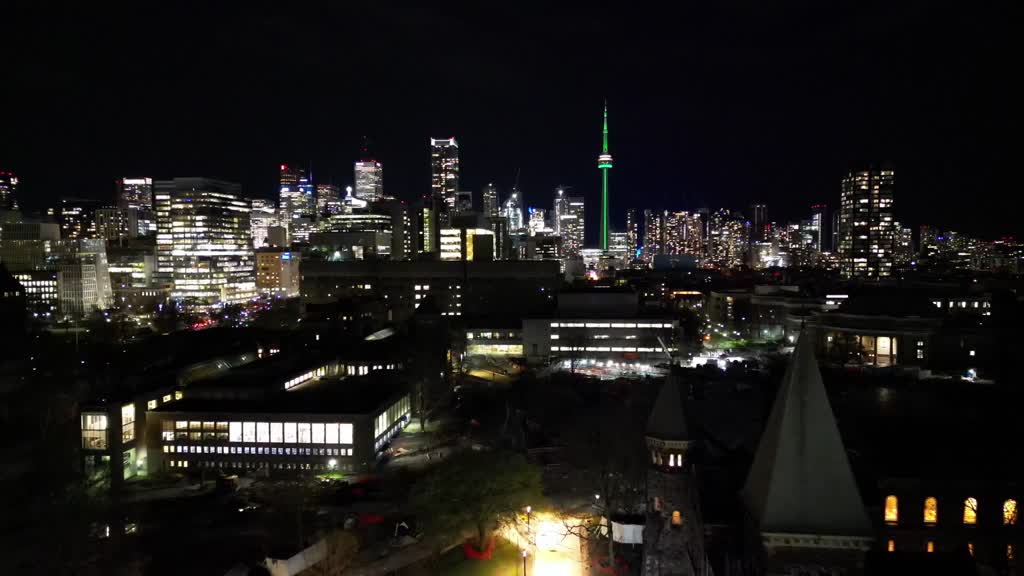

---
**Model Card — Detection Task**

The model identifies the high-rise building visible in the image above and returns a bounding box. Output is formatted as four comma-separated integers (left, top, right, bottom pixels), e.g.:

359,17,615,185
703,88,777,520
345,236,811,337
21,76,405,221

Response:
664,211,703,258
749,203,769,242
482,183,499,218
374,199,415,261
95,207,139,243
430,138,459,223
502,189,524,233
250,199,280,249
0,171,18,211
528,208,551,237
156,178,254,304
643,210,664,262
553,189,568,235
279,163,315,222
48,238,114,317
831,210,841,253
895,224,914,268
559,197,585,257
809,203,828,252
597,102,613,251
116,178,155,236
708,209,750,269
58,199,105,240
919,225,940,258
625,209,640,263
354,160,384,203
837,168,895,278
415,198,436,255
608,231,629,261
256,248,300,297
316,183,341,215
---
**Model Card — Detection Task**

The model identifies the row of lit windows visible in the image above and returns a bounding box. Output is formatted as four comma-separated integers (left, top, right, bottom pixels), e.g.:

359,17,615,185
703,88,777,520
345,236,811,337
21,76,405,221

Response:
884,495,1017,526
549,322,673,329
164,420,354,445
551,346,673,353
163,444,352,456
169,460,354,472
888,539,1014,560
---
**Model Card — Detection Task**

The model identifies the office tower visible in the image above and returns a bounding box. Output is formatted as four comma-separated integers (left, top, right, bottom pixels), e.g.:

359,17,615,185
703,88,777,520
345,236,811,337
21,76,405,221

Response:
117,177,152,210
919,225,940,258
558,196,585,257
837,168,895,278
95,207,139,243
664,211,703,258
279,163,315,221
48,238,113,317
895,224,914,268
608,231,629,260
643,209,664,262
256,248,301,297
597,102,613,250
831,210,841,252
809,203,827,252
414,198,436,254
0,217,60,271
749,203,768,242
250,198,280,249
625,209,640,262
374,199,414,260
0,171,18,211
708,209,750,268
553,188,567,235
58,199,104,240
116,177,155,235
528,208,550,236
482,183,499,218
502,189,524,233
316,183,341,215
430,137,459,223
440,227,495,261
455,191,473,215
155,178,254,304
354,160,384,202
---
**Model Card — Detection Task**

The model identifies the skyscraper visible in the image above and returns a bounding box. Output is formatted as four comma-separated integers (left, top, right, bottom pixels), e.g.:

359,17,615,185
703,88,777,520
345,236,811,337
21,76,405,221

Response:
809,203,828,252
708,209,750,268
502,189,524,233
116,177,155,236
749,203,768,242
664,211,703,258
553,188,567,235
156,178,254,304
560,197,585,257
597,102,613,251
354,160,384,202
279,163,314,221
316,183,341,215
0,171,18,211
58,199,104,240
625,209,640,263
430,137,459,223
837,168,895,278
482,183,499,218
250,198,280,249
643,210,664,263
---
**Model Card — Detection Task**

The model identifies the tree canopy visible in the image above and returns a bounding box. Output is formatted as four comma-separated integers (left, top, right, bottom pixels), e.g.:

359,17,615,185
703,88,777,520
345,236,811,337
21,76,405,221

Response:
409,450,543,549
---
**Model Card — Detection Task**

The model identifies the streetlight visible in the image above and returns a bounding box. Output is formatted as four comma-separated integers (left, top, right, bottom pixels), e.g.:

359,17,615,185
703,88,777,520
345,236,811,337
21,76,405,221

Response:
521,549,528,575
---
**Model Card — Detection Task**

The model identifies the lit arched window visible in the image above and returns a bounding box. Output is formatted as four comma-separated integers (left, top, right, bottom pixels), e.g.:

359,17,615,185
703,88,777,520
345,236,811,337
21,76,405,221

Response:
884,495,899,524
671,510,682,526
669,454,676,467
1005,499,1018,525
924,497,938,525
887,539,895,552
964,498,978,525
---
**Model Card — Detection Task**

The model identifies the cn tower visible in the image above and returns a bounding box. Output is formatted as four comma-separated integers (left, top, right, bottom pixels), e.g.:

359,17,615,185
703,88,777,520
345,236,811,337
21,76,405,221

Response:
597,101,613,251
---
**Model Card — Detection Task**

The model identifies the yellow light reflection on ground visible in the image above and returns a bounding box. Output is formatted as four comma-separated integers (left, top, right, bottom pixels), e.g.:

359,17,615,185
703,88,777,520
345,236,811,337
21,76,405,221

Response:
499,511,585,576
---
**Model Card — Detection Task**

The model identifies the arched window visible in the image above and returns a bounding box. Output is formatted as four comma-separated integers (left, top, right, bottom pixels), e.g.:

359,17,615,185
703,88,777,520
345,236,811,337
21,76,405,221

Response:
887,539,895,552
671,510,682,526
964,498,978,525
884,495,899,524
924,497,938,525
926,541,935,553
669,454,676,467
1005,499,1018,525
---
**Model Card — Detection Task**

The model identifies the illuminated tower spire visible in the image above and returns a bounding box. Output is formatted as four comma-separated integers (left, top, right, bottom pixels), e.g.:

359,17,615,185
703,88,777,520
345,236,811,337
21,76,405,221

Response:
597,101,613,251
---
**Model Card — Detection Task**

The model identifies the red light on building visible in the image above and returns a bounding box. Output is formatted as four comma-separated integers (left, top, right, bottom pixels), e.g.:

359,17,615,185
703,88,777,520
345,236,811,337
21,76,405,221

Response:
280,164,287,171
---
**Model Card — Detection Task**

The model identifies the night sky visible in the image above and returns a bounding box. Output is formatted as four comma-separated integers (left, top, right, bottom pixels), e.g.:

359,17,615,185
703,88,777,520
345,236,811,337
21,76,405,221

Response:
2,2,1019,242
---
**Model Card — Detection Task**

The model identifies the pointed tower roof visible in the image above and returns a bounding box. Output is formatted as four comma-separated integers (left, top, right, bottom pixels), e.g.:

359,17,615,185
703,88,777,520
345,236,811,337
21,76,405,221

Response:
647,369,689,442
742,333,871,537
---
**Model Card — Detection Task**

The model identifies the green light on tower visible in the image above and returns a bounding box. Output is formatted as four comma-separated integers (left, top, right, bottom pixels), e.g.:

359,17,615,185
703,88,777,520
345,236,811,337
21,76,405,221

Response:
597,101,613,251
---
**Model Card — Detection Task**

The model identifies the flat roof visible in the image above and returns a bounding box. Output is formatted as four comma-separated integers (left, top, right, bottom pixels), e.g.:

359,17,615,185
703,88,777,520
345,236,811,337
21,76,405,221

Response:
156,371,407,416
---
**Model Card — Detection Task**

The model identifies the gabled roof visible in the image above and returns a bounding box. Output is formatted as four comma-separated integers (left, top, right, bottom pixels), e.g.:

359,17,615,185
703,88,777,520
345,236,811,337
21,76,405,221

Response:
742,333,871,536
647,368,689,442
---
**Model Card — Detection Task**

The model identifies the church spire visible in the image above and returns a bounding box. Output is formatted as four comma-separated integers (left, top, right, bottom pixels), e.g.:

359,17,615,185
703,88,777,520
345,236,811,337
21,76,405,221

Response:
742,333,871,538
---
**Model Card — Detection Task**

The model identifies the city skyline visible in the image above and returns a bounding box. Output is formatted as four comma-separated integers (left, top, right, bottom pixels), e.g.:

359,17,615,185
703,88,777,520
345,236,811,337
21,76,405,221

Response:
1,4,1018,241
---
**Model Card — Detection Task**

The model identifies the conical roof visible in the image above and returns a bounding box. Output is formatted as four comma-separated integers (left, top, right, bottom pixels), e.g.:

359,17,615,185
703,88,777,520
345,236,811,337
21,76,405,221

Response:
742,333,871,536
647,368,689,441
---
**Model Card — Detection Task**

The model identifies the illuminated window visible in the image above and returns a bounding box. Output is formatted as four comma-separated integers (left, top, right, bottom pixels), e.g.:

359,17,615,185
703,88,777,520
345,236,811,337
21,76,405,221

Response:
81,413,109,450
671,510,682,526
927,541,935,553
147,399,158,410
968,542,974,557
297,423,311,443
964,498,978,525
243,422,256,442
284,422,297,443
256,422,270,443
1009,544,1016,561
884,495,899,524
1005,499,1018,525
270,422,283,443
887,540,895,552
924,497,938,525
121,404,136,443
339,423,353,444
229,422,242,442
312,423,325,444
